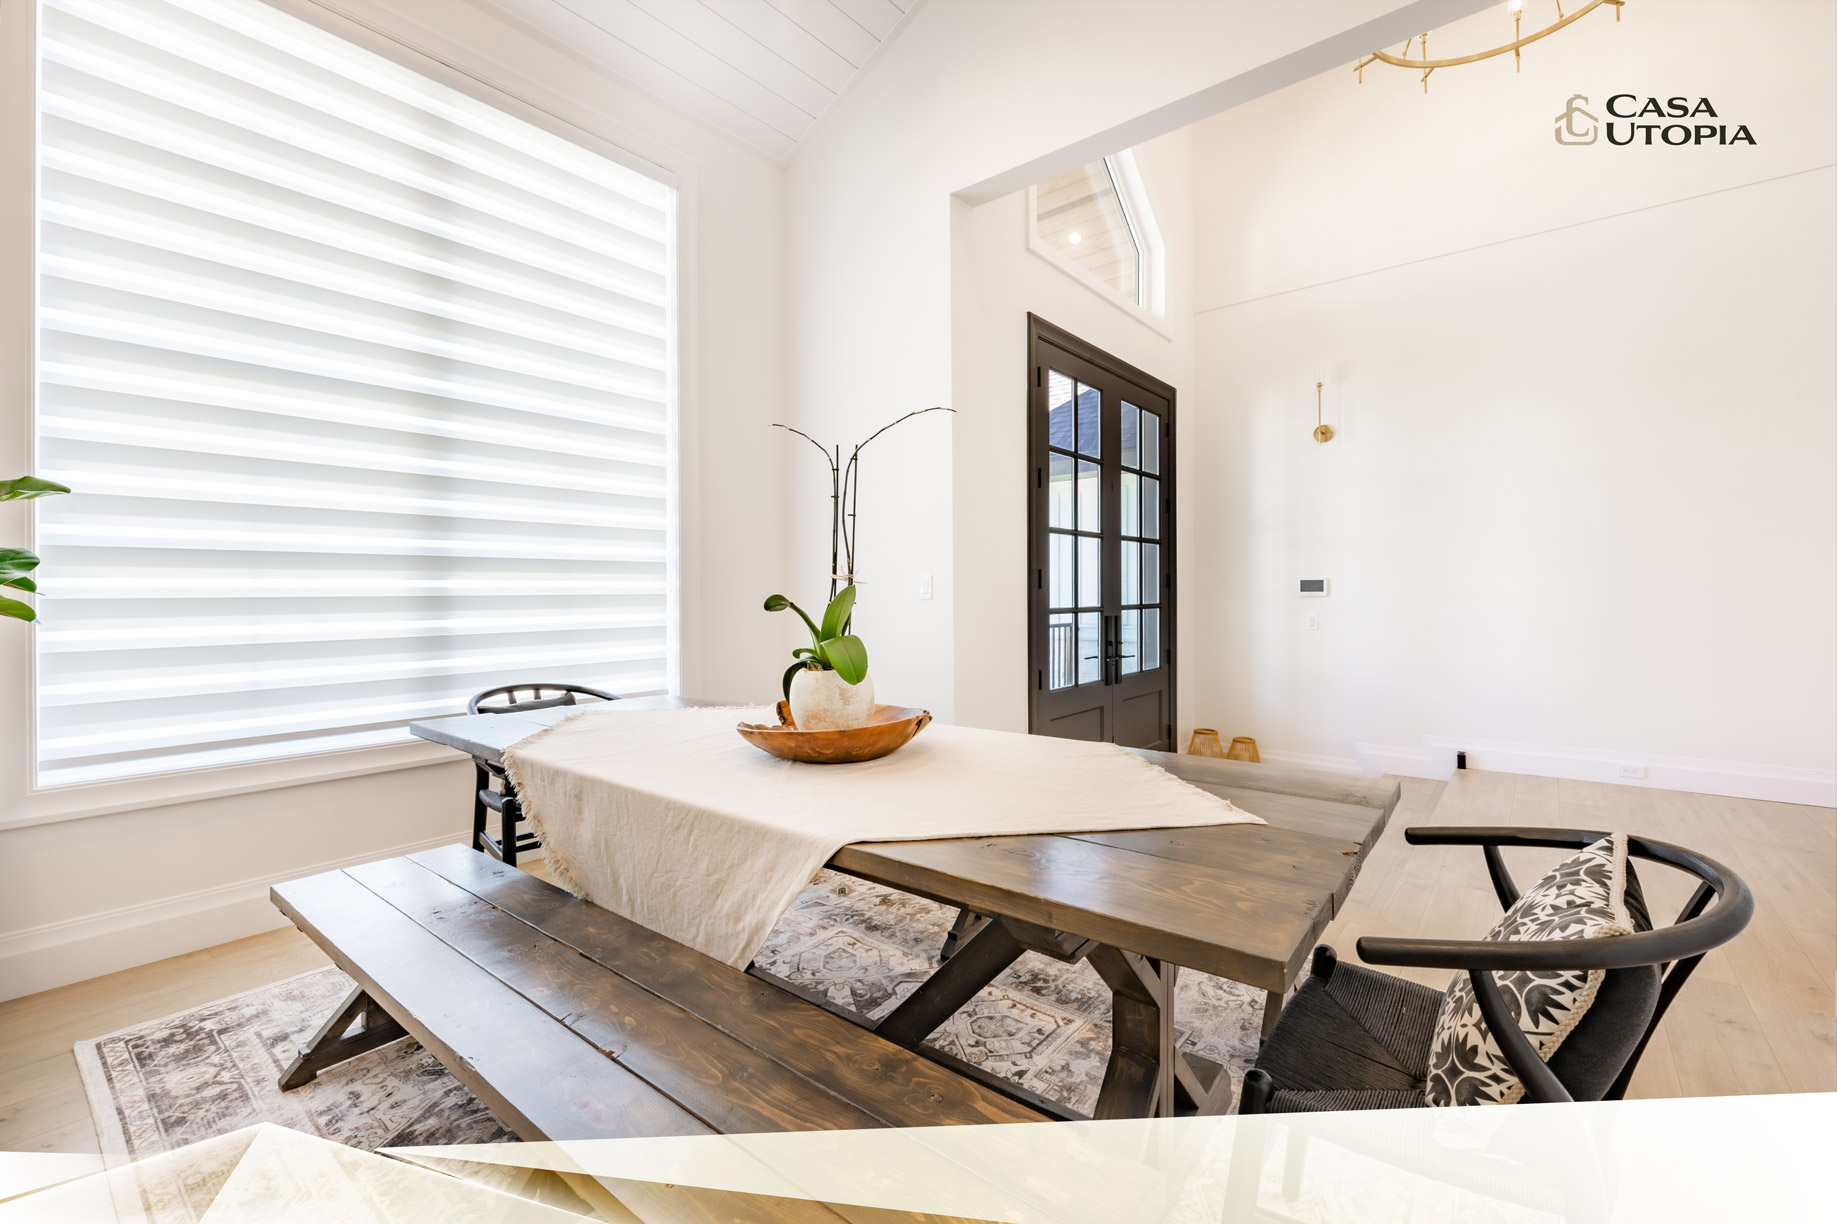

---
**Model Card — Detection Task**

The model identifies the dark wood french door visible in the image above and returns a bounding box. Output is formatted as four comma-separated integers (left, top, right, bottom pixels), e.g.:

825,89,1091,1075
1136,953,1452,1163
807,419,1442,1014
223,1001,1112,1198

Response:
1027,315,1175,748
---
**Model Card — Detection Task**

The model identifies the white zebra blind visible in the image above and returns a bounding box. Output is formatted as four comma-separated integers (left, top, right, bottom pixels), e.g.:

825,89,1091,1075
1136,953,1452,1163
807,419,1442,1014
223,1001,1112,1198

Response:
34,0,677,787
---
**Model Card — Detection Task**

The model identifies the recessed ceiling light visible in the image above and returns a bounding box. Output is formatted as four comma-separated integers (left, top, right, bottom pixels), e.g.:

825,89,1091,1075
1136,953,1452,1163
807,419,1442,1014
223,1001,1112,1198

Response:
1068,231,1082,245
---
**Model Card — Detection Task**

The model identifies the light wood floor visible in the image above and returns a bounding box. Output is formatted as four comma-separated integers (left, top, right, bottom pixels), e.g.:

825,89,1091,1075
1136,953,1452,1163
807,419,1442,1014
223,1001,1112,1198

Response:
2,772,1830,1154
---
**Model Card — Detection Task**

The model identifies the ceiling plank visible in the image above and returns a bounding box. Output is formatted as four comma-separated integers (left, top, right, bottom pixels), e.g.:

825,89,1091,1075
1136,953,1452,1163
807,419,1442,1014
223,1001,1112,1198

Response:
481,0,797,161
701,0,857,93
765,0,880,67
560,0,814,138
827,0,903,41
632,0,836,116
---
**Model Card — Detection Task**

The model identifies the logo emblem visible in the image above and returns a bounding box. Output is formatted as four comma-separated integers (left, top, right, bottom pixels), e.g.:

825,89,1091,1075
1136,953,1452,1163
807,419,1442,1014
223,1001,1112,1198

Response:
1555,94,1599,145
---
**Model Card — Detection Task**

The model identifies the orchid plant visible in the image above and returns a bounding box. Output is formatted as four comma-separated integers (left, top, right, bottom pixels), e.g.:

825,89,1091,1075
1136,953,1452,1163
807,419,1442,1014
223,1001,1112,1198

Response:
763,584,868,701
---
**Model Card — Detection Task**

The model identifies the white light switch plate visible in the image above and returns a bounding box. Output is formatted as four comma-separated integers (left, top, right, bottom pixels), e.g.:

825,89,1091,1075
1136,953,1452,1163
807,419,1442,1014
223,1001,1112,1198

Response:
1306,612,1320,630
918,574,933,600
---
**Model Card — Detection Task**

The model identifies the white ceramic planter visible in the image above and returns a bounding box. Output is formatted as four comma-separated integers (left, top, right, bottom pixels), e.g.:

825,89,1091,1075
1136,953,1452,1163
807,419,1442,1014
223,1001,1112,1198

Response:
789,667,876,730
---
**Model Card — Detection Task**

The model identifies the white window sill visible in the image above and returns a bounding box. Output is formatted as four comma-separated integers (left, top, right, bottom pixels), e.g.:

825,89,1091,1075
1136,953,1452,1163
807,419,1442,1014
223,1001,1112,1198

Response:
1025,229,1175,342
2,735,467,832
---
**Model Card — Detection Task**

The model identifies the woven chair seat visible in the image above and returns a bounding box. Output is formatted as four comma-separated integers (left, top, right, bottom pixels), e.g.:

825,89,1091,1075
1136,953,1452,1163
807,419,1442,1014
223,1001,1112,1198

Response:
1252,959,1444,1109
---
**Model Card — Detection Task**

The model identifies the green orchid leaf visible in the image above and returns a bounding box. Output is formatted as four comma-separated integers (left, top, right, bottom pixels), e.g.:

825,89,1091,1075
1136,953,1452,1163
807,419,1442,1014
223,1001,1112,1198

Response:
0,594,36,622
0,477,71,501
0,548,41,583
820,584,856,642
819,584,856,641
782,660,813,703
4,576,35,592
763,593,822,644
817,634,868,685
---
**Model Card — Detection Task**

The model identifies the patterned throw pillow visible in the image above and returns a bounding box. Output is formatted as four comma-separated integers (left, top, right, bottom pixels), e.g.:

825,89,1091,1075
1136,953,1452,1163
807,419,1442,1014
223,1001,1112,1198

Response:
1424,832,1633,1106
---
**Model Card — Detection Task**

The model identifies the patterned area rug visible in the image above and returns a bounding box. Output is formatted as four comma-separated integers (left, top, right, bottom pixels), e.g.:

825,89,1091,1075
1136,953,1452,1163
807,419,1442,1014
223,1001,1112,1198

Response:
78,870,1267,1159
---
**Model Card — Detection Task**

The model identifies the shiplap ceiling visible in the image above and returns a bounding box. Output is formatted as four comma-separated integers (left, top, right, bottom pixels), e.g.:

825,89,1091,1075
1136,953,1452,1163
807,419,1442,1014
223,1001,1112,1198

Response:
474,0,924,163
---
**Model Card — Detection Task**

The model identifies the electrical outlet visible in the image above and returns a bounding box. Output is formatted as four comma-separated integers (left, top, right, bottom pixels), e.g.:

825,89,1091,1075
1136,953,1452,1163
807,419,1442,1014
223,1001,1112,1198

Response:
1618,765,1647,780
1306,612,1320,630
918,574,933,600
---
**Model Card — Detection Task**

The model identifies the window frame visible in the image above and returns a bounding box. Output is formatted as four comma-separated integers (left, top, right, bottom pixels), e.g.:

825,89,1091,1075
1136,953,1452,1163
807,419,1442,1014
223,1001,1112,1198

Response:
1025,150,1168,339
1,0,695,829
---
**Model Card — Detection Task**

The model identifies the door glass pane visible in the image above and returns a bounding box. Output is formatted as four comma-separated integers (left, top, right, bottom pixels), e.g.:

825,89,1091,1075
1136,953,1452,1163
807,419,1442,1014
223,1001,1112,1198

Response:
1120,540,1140,606
1120,402,1139,469
1142,542,1160,605
1047,612,1075,690
1076,383,1100,457
1078,536,1101,607
1141,475,1159,540
1077,459,1101,532
1120,471,1139,537
1048,453,1074,529
1049,532,1074,608
1143,607,1160,670
1121,609,1140,675
1077,612,1102,685
1048,370,1074,450
1140,409,1159,474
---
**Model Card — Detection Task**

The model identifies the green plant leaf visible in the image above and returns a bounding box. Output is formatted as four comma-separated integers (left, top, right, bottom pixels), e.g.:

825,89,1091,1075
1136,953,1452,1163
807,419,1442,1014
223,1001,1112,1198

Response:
4,576,35,592
0,477,71,501
819,584,856,642
0,594,36,622
0,549,41,584
782,660,814,703
763,593,822,645
817,634,868,684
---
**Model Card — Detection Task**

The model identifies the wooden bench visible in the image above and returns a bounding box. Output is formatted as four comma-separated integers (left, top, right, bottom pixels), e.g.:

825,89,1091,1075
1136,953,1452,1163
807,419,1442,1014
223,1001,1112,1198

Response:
270,843,1048,1148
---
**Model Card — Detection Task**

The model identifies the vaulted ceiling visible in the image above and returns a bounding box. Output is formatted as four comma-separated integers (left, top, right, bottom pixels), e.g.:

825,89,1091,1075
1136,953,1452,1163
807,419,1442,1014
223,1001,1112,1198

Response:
473,0,924,163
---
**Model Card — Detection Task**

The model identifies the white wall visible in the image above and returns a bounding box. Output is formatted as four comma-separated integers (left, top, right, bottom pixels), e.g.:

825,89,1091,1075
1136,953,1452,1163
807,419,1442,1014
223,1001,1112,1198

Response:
781,0,1476,724
949,131,1195,735
0,0,789,999
1187,0,1837,803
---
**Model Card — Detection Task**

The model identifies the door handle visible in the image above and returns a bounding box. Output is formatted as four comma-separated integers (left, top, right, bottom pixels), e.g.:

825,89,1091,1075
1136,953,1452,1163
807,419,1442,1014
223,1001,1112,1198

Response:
1102,614,1119,686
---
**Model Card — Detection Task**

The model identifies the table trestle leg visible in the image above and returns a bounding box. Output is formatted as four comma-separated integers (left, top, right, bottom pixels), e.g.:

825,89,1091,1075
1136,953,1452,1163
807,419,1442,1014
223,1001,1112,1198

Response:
1088,947,1179,1118
875,914,1240,1120
938,907,988,963
875,917,1025,1047
278,984,407,1090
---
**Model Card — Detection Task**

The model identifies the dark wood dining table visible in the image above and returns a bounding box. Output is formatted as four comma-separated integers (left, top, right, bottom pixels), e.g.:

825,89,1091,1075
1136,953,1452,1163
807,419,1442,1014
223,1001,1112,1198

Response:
410,694,1399,1120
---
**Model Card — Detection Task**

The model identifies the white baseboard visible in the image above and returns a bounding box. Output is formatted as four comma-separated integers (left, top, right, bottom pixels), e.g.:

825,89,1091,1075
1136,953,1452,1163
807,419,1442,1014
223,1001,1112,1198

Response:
1354,740,1458,780
1353,736,1836,807
1257,748,1364,775
0,831,472,1002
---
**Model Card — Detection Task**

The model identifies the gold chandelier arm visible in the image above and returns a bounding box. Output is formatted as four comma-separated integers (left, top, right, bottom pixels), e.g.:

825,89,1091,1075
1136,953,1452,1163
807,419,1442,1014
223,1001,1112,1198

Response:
1358,0,1619,71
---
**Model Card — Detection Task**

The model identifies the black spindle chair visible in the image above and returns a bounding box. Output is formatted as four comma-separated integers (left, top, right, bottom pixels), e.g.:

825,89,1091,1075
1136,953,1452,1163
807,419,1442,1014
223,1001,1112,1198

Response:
465,683,618,867
1240,826,1753,1113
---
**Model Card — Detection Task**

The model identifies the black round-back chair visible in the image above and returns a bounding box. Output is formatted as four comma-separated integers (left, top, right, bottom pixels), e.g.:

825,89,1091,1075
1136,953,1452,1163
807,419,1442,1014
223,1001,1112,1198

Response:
1240,826,1753,1113
465,683,617,866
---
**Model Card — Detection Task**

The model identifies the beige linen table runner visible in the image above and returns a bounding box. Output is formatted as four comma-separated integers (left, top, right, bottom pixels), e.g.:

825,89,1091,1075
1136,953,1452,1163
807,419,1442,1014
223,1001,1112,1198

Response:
504,706,1263,968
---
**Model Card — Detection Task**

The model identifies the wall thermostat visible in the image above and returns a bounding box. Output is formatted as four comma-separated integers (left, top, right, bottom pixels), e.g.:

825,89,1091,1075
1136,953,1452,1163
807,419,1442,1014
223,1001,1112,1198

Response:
1299,579,1329,596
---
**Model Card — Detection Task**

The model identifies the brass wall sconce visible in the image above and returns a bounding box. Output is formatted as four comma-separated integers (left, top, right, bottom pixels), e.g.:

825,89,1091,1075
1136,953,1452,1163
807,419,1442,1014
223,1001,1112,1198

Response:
1357,0,1624,93
1313,381,1334,443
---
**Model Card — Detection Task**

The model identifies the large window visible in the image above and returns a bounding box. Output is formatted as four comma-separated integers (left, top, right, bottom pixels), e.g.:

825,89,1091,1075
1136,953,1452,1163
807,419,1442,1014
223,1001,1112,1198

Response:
32,0,677,786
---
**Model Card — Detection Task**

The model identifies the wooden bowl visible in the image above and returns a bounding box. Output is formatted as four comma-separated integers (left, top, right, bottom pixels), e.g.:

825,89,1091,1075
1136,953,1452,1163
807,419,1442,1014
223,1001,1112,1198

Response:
737,703,932,764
